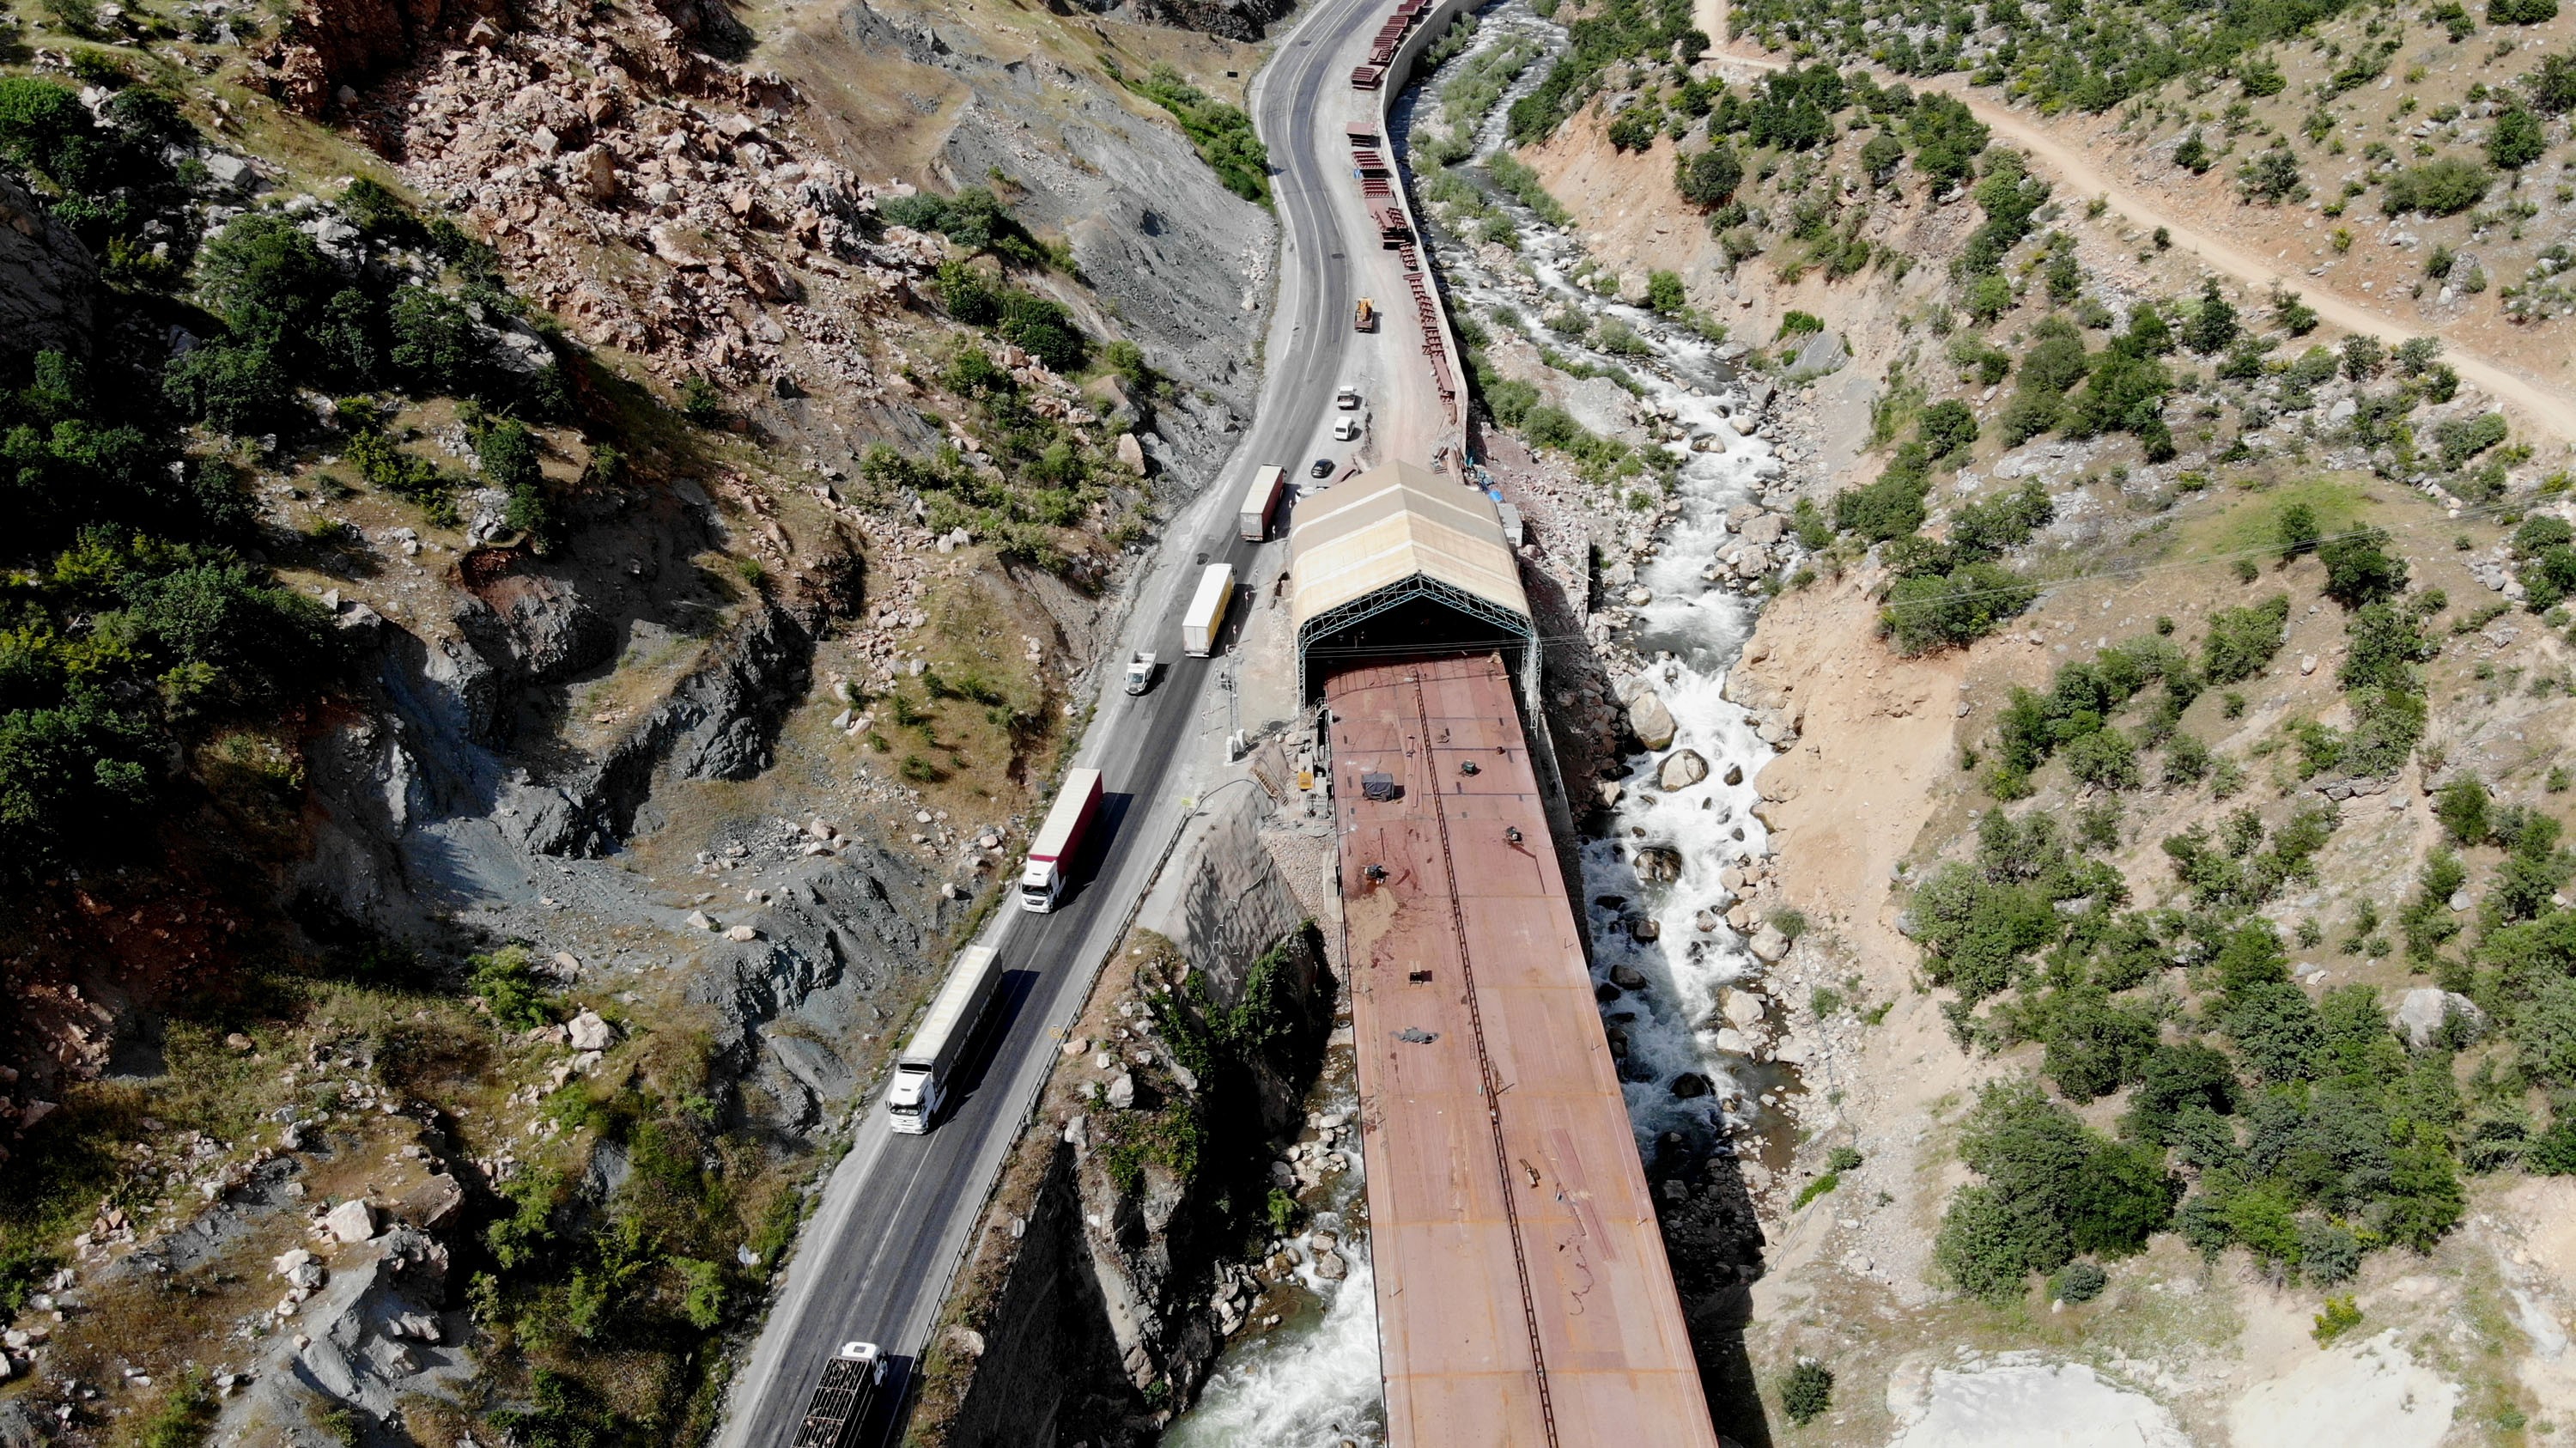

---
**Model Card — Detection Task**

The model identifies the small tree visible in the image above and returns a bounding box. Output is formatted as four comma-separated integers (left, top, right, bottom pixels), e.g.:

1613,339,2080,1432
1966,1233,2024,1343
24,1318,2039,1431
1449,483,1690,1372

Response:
1674,143,1743,205
2276,502,2321,561
2318,526,2409,607
1782,1360,1835,1425
2185,277,2239,354
2488,106,2546,170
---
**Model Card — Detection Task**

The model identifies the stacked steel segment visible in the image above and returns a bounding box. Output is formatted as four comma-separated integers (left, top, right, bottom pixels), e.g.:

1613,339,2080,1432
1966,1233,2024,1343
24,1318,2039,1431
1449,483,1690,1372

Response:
1344,111,1455,423
1351,0,1424,86
1326,654,1720,1448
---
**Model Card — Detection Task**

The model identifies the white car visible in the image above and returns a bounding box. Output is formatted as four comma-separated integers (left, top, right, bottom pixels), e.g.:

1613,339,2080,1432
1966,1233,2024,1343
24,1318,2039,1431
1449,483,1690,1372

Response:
1335,386,1362,410
1332,417,1362,441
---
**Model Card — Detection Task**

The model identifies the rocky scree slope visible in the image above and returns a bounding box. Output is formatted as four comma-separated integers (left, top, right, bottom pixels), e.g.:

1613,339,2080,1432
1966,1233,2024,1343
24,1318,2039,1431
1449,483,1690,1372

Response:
0,0,1287,1439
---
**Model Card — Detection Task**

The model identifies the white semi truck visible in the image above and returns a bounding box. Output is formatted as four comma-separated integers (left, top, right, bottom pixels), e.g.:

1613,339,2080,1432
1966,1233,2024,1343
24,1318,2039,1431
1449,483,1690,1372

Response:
886,944,1005,1134
1018,767,1103,913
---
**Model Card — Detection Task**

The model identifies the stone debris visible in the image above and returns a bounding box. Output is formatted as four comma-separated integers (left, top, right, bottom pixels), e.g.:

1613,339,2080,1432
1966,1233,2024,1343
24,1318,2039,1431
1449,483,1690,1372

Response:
565,1009,617,1052
325,1199,378,1245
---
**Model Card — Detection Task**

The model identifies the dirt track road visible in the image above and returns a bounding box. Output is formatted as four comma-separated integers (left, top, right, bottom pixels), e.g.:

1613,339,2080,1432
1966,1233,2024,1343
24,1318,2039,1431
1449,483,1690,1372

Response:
1687,4,2576,444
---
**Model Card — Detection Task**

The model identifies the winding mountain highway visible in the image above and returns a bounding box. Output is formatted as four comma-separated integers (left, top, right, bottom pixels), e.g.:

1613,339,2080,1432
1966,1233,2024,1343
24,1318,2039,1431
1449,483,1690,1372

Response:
713,0,1455,1440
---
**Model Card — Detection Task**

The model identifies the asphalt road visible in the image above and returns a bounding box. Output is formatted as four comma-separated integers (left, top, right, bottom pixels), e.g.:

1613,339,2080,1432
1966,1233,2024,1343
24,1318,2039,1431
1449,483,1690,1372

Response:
712,0,1394,1442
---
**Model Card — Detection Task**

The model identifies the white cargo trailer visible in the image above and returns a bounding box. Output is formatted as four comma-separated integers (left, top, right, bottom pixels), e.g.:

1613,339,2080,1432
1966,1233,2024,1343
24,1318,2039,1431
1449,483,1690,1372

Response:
1182,563,1234,657
886,944,1006,1133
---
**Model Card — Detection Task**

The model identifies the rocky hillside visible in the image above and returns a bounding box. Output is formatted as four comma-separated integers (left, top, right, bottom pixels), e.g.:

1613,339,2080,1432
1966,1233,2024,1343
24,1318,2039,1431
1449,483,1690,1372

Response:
0,0,1290,1439
1445,0,2576,1439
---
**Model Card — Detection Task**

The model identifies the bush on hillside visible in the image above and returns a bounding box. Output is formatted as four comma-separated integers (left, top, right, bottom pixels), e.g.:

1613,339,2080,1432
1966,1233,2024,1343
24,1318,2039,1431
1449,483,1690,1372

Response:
2382,158,2493,216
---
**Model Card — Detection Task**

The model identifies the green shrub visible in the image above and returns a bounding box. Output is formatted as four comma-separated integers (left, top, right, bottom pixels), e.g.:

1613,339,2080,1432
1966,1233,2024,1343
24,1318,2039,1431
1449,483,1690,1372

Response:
2064,727,2140,790
162,342,292,435
2382,158,2493,216
1782,1360,1834,1425
2339,601,2434,691
1881,562,2036,654
2050,1259,2108,1303
1834,466,1929,541
2318,526,2408,606
467,944,555,1031
2435,412,2509,468
387,285,480,386
1133,65,1271,202
1935,1081,2175,1301
1917,399,1979,461
2488,106,2547,168
879,185,1059,267
2184,278,2239,353
2530,52,2576,114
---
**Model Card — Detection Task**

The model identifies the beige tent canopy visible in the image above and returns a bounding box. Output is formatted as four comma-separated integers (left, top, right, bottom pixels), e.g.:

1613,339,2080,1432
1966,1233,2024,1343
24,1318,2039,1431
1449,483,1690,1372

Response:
1288,461,1535,702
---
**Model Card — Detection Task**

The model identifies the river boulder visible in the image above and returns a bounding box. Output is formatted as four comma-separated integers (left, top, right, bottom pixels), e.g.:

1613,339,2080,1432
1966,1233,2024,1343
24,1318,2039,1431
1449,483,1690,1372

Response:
1628,690,1677,751
1659,748,1709,791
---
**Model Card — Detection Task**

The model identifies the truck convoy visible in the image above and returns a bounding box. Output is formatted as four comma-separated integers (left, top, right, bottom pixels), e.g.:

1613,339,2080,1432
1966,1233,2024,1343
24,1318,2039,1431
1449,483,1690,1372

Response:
886,945,1006,1133
1018,767,1103,913
792,1342,889,1448
1182,563,1234,657
1239,464,1285,540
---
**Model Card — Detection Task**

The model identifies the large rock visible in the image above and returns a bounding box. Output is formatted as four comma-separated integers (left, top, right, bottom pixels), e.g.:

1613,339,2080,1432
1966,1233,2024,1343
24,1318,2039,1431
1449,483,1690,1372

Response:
454,568,614,684
2394,988,2482,1049
570,146,619,202
566,1009,617,1052
326,1198,379,1244
0,173,95,357
1791,329,1846,374
396,1174,464,1232
1748,924,1790,963
1628,690,1677,751
1720,988,1765,1029
1633,845,1684,882
1659,748,1709,791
